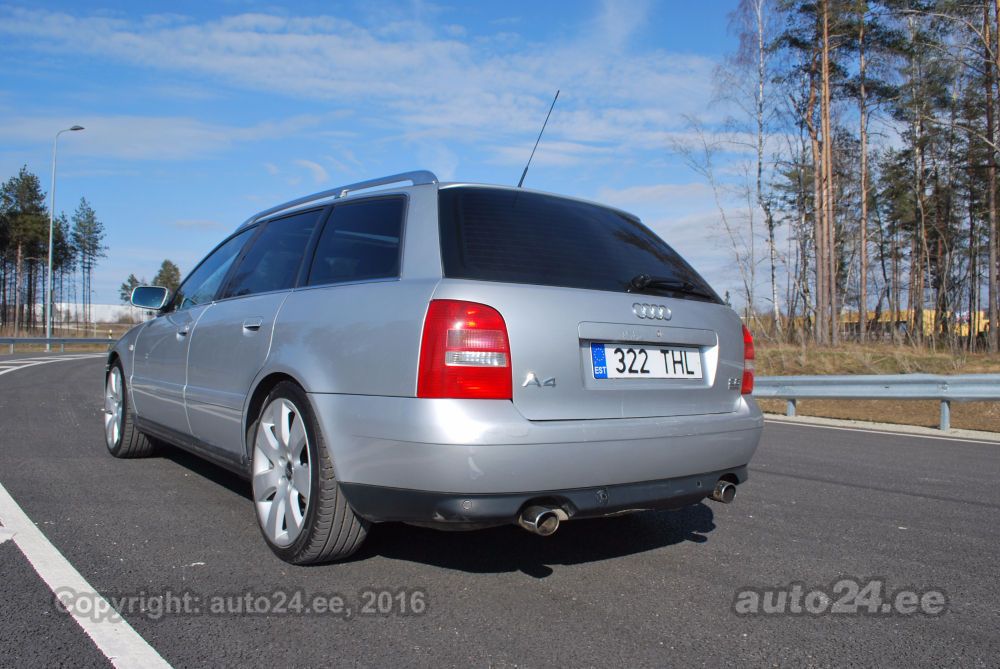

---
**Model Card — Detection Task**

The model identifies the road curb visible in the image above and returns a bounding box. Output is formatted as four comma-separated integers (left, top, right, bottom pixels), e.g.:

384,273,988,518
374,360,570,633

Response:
763,412,1000,444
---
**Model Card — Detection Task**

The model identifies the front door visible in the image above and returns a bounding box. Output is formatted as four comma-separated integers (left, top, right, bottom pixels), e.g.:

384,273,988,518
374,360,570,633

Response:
131,306,206,432
129,227,256,434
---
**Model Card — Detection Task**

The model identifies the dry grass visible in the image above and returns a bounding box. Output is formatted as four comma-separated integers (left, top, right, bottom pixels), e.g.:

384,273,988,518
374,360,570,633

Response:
756,342,1000,432
756,342,1000,376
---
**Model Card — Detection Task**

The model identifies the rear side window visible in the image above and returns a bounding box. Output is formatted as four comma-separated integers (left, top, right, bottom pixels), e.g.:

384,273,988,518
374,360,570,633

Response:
438,187,718,301
171,228,254,311
224,209,322,298
307,197,405,286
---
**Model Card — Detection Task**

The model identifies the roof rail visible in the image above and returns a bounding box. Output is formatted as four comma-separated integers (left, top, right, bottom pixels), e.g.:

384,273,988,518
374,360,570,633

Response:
239,169,438,228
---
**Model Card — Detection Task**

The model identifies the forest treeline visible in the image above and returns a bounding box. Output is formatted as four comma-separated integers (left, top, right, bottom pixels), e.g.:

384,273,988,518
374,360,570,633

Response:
693,0,1000,351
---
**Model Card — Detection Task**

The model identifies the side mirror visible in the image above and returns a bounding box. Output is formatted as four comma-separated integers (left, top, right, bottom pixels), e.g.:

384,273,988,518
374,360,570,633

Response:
130,285,170,311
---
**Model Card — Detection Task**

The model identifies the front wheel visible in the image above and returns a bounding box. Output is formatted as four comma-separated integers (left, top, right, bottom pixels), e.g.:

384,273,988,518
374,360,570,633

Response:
250,382,368,564
104,362,156,458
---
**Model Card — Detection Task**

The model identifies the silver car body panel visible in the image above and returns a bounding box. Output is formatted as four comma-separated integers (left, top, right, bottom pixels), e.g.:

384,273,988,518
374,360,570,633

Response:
309,393,761,493
263,278,437,396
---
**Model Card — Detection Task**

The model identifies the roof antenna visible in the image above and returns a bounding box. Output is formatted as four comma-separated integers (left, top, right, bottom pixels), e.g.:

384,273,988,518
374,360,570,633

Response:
517,89,559,188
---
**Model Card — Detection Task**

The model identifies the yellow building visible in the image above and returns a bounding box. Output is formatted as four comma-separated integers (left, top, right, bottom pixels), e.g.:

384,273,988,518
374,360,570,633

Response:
838,309,989,338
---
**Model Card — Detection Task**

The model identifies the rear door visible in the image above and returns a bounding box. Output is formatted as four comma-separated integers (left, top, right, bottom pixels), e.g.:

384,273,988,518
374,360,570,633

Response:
185,208,324,456
435,186,746,420
132,228,254,431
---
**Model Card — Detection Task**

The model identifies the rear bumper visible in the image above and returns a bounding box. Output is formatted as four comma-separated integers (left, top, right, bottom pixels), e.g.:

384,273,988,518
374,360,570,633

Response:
309,393,762,505
340,466,747,527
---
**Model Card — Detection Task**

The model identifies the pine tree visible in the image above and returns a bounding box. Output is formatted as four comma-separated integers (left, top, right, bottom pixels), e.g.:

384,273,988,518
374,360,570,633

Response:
51,212,74,324
839,0,902,338
0,166,48,333
119,274,143,304
70,197,105,324
152,260,181,293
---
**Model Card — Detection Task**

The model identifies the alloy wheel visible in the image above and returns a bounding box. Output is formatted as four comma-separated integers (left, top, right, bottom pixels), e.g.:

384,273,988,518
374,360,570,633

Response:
104,367,123,450
252,397,312,547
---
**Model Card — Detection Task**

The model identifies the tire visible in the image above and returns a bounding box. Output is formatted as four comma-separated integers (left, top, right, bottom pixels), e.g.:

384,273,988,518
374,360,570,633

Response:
249,381,368,564
104,361,157,458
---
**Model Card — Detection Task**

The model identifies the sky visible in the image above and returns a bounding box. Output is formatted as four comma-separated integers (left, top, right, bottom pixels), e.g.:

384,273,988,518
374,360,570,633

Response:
0,0,750,305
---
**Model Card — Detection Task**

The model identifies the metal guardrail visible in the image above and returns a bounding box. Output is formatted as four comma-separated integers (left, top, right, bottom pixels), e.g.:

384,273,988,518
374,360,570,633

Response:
754,374,1000,430
0,337,114,354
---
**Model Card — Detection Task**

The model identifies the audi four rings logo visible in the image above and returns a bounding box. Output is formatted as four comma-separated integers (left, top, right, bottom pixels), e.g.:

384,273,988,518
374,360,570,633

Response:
633,303,671,320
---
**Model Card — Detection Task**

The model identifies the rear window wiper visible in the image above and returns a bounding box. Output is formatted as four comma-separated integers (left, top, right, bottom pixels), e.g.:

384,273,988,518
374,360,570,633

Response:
627,274,716,300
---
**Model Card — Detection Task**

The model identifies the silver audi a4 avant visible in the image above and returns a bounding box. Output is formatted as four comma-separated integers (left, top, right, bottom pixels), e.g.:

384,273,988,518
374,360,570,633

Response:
105,170,763,564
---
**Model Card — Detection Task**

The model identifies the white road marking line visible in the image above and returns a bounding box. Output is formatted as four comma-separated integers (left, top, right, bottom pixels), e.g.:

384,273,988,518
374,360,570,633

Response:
2,352,104,360
0,482,171,668
0,527,13,544
764,417,1000,446
0,354,104,377
6,354,103,363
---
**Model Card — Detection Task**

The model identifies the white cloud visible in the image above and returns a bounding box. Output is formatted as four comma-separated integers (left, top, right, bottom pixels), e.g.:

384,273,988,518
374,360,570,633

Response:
597,182,714,208
489,140,615,167
144,82,220,101
415,142,460,181
324,149,364,177
0,113,337,160
293,159,329,184
588,0,651,53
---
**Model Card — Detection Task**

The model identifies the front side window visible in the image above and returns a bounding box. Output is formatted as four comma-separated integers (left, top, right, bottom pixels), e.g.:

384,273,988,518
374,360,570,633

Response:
170,228,254,312
307,197,405,286
224,209,322,298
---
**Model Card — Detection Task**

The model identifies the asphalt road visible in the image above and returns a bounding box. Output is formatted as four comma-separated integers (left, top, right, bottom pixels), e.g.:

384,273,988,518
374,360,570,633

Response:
1,355,998,667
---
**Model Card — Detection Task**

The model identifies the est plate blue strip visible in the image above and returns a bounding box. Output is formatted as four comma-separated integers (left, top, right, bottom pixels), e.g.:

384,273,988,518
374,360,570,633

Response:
591,343,608,379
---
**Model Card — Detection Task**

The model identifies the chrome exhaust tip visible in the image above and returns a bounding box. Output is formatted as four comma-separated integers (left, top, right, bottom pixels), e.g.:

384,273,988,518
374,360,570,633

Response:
710,480,736,504
517,505,563,536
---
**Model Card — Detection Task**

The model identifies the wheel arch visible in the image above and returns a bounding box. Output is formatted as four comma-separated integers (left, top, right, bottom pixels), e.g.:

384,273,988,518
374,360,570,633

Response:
243,371,305,460
105,350,120,375
106,347,137,417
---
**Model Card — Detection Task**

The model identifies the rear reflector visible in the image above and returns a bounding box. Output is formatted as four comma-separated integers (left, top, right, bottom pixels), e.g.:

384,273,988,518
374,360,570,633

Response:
418,300,512,399
741,324,755,395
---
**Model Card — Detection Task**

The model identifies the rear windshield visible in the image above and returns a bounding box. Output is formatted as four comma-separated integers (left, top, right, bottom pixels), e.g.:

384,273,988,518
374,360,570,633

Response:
438,186,719,301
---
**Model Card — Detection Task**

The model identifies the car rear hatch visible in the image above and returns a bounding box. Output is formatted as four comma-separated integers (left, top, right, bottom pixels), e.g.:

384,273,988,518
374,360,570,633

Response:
434,185,747,421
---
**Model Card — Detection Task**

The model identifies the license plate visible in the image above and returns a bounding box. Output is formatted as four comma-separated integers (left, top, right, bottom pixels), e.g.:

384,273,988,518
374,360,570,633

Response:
591,343,703,380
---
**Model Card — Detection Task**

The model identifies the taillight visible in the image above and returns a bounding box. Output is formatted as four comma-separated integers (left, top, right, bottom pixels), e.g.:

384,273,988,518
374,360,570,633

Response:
417,300,512,399
741,324,755,395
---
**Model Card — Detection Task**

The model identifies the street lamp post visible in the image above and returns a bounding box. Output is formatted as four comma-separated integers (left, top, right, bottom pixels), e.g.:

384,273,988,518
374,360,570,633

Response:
46,125,84,351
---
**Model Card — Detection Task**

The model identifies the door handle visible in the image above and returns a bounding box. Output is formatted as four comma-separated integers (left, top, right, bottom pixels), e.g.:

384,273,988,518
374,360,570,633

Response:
243,318,263,332
176,325,190,340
